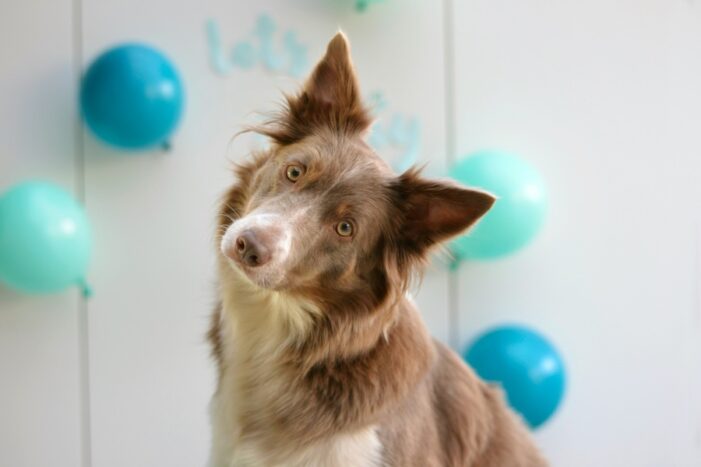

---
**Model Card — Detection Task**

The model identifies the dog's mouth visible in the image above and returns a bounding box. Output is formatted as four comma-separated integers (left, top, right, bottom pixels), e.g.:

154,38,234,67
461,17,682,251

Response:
225,255,285,290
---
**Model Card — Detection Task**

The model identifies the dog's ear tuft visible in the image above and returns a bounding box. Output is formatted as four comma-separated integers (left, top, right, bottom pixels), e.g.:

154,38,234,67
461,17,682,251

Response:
260,32,371,145
393,168,496,251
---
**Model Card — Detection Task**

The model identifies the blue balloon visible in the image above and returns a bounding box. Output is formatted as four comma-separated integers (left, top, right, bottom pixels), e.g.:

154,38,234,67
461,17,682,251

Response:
81,43,184,150
464,325,566,428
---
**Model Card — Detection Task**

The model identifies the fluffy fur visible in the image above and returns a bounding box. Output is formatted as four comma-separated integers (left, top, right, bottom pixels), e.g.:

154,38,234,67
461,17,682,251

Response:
208,32,547,467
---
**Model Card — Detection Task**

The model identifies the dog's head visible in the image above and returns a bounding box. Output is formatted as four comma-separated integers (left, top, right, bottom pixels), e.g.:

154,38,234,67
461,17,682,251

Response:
219,33,494,315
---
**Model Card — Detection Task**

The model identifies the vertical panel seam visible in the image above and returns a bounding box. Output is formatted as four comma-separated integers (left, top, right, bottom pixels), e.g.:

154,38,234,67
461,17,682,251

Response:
443,0,459,350
72,0,92,465
694,221,701,453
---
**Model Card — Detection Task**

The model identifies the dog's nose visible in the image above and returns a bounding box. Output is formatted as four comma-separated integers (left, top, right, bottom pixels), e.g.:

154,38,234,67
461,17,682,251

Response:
234,230,271,267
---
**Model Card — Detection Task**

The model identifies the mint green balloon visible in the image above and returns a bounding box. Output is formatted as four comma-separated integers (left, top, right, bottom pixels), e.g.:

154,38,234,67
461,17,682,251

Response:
450,151,548,260
0,182,92,294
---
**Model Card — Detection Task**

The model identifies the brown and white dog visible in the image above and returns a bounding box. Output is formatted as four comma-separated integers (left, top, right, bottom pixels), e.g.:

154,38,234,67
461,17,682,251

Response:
208,32,546,467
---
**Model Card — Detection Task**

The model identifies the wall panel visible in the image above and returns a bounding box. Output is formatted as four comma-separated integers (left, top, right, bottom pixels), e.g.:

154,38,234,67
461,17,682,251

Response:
0,1,84,466
81,1,447,465
451,1,701,465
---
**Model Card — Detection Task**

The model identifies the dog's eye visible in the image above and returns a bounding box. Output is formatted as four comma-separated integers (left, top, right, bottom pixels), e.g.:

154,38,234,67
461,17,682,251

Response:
336,220,354,237
286,165,304,182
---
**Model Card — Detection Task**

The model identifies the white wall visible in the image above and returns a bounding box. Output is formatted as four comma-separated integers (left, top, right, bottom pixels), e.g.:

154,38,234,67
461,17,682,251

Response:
1,1,700,466
0,1,85,466
452,2,701,465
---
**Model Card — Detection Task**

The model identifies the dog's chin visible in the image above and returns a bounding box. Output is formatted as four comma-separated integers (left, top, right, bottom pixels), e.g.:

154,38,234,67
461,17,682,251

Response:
227,258,285,291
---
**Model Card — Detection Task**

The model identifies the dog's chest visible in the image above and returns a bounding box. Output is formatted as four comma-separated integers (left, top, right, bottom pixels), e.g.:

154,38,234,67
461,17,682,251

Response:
208,332,384,467
209,383,384,467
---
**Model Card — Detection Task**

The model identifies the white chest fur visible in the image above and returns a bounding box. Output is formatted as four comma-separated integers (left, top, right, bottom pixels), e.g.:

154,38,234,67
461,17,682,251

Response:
208,390,384,467
208,286,384,467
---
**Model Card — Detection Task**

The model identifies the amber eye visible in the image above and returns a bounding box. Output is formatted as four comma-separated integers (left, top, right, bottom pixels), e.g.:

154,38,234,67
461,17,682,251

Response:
286,165,304,182
336,220,354,237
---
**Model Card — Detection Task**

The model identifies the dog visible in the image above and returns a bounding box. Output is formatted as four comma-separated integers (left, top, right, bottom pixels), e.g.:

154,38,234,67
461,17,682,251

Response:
208,32,547,467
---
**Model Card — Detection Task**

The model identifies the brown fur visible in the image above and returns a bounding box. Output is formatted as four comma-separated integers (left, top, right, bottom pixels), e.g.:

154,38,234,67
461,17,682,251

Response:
209,32,547,466
255,33,372,145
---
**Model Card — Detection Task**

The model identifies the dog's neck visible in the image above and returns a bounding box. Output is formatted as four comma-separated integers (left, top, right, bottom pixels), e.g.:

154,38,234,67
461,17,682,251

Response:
216,258,402,366
218,263,317,344
211,259,435,458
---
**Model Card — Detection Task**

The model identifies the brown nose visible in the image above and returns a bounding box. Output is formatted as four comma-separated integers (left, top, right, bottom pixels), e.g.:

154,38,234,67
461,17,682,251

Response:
235,230,271,267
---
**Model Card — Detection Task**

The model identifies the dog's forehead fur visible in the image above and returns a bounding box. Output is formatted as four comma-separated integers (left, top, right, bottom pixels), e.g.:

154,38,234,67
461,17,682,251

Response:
277,131,393,182
272,132,394,227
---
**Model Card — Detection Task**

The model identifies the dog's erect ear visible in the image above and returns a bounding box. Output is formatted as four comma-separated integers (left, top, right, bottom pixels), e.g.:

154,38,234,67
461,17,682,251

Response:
262,32,371,145
304,32,364,115
394,169,496,251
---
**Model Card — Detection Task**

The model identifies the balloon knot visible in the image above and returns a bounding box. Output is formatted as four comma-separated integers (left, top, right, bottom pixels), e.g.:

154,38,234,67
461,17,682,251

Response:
448,255,462,272
79,280,93,298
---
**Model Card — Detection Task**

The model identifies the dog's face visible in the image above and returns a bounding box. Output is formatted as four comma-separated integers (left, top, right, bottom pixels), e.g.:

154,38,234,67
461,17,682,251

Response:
219,33,494,312
220,133,393,291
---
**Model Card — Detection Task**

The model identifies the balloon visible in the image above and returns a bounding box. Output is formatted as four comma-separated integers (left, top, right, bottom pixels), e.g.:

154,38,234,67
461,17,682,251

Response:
450,150,547,260
464,325,566,428
81,43,184,150
0,182,92,294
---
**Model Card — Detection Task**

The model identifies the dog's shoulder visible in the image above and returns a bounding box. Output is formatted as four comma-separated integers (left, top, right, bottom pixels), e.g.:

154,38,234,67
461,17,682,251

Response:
429,341,548,467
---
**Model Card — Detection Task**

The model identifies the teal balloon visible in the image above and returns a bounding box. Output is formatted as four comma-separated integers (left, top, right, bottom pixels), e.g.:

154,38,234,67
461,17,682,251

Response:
464,325,566,429
81,43,184,150
0,182,92,294
450,150,547,260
